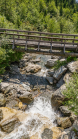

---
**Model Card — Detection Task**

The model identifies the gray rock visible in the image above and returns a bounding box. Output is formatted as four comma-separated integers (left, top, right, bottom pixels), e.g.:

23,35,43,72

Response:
51,85,66,108
0,94,6,106
41,128,53,139
19,59,28,68
46,59,58,67
57,117,72,129
0,109,3,121
47,69,55,77
53,66,67,81
56,76,64,88
67,61,78,73
46,77,54,85
59,106,71,116
10,65,20,74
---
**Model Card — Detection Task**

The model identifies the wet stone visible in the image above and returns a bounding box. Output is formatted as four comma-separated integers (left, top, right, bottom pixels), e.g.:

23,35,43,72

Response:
41,128,53,139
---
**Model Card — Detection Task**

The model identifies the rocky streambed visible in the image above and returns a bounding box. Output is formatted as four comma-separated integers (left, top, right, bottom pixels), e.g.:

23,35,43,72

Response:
0,53,78,139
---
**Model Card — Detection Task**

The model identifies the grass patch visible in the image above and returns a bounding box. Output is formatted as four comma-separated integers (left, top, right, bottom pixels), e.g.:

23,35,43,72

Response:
52,56,77,70
63,73,78,115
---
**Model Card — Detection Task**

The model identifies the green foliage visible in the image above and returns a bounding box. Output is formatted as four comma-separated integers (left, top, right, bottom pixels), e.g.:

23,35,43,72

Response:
0,0,78,33
63,73,78,115
0,79,2,83
0,36,23,74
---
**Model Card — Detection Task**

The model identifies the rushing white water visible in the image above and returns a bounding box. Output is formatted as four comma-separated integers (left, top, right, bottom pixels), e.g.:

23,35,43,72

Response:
3,96,57,139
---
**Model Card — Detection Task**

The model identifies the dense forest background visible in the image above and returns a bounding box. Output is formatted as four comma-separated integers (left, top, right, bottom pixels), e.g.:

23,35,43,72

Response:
0,0,78,34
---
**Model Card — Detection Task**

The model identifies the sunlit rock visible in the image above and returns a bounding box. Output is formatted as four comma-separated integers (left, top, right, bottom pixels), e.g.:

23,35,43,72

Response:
45,59,58,67
51,85,66,108
18,91,34,104
67,61,78,73
57,117,72,129
26,63,41,73
0,116,20,133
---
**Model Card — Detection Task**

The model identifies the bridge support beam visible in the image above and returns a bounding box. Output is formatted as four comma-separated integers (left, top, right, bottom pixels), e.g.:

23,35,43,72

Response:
14,48,78,58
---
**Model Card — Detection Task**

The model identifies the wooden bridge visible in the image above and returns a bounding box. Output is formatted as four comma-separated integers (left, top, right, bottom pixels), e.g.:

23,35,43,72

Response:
0,28,78,57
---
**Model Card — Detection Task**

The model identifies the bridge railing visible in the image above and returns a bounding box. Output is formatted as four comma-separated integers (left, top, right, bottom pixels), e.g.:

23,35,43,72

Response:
0,28,78,55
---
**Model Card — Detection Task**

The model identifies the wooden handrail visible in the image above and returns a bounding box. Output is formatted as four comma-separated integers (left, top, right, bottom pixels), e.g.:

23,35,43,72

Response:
0,28,78,37
0,32,78,42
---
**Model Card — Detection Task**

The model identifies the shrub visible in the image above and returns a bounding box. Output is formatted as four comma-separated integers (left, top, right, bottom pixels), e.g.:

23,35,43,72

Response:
0,36,23,74
63,73,78,115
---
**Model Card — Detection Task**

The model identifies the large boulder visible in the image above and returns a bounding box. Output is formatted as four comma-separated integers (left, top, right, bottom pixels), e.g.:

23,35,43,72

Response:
45,59,58,67
53,66,67,81
57,117,72,129
67,61,78,73
18,91,34,104
51,85,66,108
0,116,20,133
0,94,6,107
26,63,41,73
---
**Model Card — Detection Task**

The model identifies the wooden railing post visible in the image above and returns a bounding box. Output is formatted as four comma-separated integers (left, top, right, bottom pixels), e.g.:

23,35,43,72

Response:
25,36,27,51
73,36,75,47
64,39,66,53
50,37,52,52
17,31,20,39
28,32,29,40
61,35,63,45
12,35,15,50
37,33,41,51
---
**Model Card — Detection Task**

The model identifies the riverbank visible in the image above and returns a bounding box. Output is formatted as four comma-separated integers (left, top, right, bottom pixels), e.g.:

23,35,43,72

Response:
0,53,78,139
